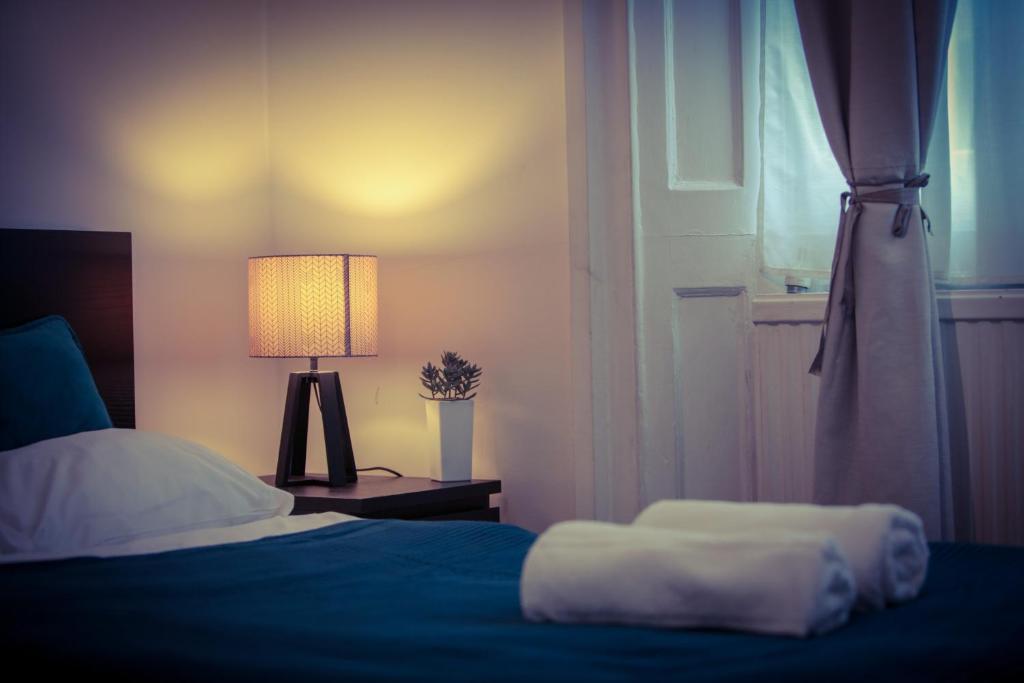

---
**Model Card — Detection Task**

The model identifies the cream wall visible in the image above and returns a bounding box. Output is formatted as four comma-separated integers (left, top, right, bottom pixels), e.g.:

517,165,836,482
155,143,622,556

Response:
264,0,574,531
0,0,282,463
0,0,575,531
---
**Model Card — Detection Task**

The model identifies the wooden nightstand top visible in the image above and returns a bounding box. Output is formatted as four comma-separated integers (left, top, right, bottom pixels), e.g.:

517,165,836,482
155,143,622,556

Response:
259,474,501,517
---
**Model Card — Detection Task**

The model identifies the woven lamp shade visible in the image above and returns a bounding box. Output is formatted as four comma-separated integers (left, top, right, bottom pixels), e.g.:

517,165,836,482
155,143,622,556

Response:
248,254,378,358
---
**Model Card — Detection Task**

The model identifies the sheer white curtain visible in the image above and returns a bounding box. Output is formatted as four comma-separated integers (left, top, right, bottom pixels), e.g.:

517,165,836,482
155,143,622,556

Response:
762,0,1024,286
761,0,845,279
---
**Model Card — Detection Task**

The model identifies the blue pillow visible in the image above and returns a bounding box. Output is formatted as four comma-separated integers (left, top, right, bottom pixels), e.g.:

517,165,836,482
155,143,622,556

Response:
0,315,113,451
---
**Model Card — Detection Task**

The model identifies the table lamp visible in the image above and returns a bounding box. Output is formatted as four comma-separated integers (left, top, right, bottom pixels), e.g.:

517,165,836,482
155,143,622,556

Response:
248,254,378,487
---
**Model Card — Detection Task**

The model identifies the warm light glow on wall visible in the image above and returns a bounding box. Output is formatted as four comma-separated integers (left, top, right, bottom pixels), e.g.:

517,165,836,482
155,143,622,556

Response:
8,1,271,252
248,254,379,358
100,65,266,202
273,93,530,217
268,0,555,219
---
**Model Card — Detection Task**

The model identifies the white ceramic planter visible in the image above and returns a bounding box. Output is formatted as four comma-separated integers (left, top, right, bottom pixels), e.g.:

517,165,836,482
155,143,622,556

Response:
425,399,474,482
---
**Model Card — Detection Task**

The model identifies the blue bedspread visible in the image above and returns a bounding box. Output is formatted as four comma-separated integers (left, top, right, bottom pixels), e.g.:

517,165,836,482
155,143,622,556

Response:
1,519,1022,681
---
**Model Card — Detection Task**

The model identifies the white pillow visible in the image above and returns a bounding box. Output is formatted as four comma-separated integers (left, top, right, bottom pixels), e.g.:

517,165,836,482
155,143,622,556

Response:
0,429,294,554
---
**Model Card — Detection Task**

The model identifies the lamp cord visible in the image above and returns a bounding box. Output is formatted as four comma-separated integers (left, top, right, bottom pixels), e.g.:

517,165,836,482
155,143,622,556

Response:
356,466,403,477
311,379,403,478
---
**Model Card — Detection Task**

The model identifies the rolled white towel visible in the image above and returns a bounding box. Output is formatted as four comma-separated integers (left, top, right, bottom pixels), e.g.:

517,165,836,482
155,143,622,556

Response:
520,521,855,637
634,500,928,610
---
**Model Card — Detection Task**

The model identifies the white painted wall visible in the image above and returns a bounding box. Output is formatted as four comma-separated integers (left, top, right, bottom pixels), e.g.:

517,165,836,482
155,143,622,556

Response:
0,0,282,463
0,0,578,531
262,0,575,532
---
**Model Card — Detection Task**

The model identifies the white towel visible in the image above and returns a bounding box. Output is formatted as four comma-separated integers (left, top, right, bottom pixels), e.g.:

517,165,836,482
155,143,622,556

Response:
634,500,928,610
520,521,855,637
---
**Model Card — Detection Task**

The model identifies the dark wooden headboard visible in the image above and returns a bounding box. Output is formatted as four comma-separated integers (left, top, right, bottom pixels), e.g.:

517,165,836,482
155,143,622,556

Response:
0,228,135,428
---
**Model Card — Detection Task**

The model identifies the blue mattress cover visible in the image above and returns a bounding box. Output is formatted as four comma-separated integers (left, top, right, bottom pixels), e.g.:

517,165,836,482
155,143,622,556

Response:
1,519,1022,682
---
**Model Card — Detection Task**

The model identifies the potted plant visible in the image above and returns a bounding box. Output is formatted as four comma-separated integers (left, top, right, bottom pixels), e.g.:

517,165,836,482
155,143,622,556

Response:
420,351,482,482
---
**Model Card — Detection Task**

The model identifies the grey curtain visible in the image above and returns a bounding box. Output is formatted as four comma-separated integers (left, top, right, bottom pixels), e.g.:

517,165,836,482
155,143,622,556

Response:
794,0,957,539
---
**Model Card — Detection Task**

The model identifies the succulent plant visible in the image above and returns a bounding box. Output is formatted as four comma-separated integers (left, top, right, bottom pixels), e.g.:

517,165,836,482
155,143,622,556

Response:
419,351,482,401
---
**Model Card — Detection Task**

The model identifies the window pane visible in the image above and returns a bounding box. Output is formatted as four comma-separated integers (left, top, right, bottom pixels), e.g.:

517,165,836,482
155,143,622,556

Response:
761,0,847,278
945,0,1024,285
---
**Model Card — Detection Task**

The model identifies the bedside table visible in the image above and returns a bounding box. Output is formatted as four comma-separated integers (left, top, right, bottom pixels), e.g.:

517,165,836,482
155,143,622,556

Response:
259,475,502,522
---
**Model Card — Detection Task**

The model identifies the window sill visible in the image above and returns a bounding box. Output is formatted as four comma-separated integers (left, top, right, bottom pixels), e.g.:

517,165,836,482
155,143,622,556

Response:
751,289,1024,324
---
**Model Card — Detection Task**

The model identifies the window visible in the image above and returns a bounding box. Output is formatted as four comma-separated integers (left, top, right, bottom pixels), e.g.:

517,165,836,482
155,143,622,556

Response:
761,0,1023,288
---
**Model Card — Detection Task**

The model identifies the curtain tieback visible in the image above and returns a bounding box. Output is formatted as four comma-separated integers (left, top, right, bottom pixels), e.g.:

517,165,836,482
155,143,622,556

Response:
849,173,931,237
809,173,930,375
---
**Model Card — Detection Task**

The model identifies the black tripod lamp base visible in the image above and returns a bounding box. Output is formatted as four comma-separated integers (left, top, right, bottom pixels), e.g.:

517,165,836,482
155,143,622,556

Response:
274,370,357,488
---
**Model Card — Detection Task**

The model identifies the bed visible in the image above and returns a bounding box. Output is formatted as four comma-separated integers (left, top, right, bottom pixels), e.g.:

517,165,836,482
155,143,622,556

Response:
1,228,1023,681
